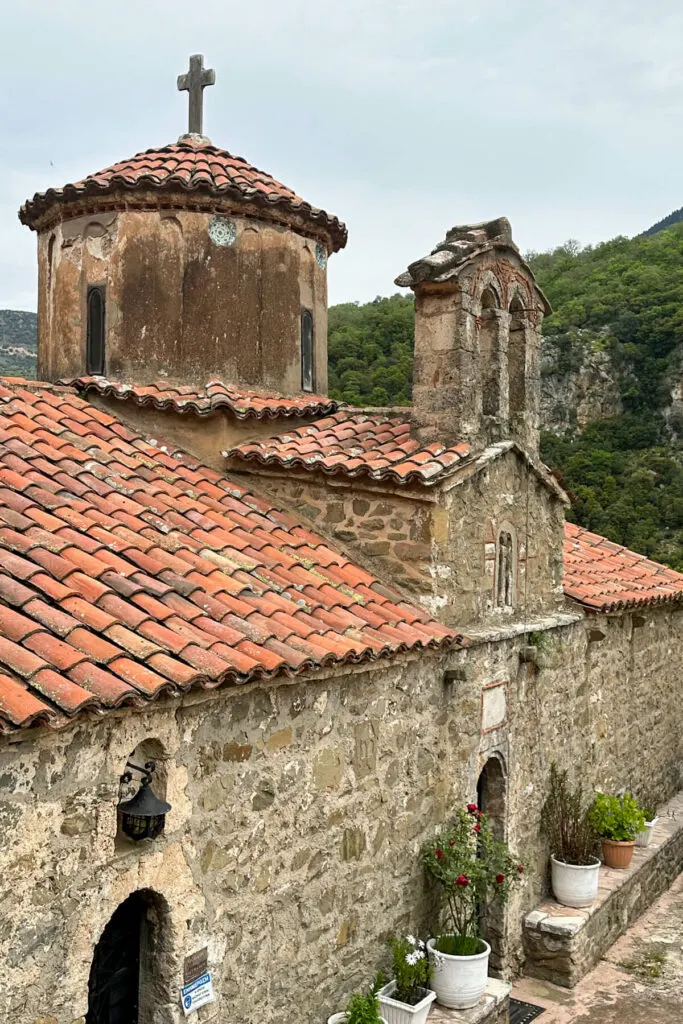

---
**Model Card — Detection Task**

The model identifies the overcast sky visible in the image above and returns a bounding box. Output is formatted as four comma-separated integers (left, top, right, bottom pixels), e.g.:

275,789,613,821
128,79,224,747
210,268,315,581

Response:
1,0,682,311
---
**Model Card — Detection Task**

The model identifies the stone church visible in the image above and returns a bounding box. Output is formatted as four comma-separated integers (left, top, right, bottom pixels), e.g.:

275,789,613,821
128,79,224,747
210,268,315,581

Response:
1,57,682,1024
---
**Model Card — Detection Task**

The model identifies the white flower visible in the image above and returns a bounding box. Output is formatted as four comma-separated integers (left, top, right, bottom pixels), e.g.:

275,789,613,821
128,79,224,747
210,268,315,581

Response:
406,934,417,946
418,939,426,950
405,951,420,966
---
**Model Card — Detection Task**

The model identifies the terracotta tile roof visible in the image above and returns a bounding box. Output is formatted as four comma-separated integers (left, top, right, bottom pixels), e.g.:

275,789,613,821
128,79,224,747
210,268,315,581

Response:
0,378,460,733
19,138,347,251
226,410,472,485
66,376,343,421
563,522,683,612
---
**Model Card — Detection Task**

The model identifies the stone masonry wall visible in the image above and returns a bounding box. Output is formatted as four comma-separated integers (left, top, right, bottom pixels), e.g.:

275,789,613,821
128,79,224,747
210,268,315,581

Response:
234,447,565,629
1,605,681,1024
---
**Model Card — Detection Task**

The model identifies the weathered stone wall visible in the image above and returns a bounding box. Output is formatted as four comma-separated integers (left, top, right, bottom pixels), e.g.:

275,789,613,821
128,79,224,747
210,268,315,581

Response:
410,252,544,456
36,204,328,394
1,605,681,1024
233,448,566,628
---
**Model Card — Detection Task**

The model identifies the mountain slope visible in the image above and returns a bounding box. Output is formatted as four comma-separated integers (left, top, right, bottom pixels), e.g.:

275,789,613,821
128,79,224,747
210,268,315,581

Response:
0,310,37,378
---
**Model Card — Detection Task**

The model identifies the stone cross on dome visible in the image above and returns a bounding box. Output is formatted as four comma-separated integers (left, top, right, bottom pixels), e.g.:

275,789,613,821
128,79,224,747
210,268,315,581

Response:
177,54,215,140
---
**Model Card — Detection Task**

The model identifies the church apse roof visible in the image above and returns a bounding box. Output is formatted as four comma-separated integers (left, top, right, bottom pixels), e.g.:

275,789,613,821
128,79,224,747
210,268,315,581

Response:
0,378,459,733
64,376,345,421
563,522,683,613
18,138,348,250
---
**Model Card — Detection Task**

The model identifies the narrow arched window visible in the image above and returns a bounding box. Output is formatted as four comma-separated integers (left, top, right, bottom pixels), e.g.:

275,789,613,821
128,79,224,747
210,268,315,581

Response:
480,287,501,417
496,531,514,608
301,309,314,392
86,286,106,375
508,297,526,415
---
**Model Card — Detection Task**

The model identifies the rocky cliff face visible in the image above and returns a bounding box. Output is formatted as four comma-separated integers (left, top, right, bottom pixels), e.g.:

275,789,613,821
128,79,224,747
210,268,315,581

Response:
541,332,622,435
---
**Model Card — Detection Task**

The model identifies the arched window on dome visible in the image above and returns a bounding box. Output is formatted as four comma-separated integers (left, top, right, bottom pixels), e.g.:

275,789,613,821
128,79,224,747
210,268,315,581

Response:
495,530,515,609
301,309,314,392
86,286,106,376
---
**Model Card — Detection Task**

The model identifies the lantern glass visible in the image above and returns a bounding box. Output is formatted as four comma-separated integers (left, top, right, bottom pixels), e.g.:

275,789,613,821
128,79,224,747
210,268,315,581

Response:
118,771,171,843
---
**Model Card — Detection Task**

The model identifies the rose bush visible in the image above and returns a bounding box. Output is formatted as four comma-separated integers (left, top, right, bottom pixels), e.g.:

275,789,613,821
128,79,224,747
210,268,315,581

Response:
423,805,524,956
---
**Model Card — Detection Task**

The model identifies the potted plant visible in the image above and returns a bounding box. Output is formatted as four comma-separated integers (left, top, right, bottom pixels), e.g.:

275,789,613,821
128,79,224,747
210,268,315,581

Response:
377,936,436,1024
636,802,659,848
589,792,646,869
423,804,524,1009
541,763,600,908
328,976,388,1024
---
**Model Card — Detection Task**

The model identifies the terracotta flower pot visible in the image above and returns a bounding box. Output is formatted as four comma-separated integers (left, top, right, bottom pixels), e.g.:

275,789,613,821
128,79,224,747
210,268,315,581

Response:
601,838,636,869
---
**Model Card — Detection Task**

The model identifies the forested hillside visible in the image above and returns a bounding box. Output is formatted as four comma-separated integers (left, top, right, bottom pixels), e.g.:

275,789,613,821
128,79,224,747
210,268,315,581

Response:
329,225,683,569
0,310,37,378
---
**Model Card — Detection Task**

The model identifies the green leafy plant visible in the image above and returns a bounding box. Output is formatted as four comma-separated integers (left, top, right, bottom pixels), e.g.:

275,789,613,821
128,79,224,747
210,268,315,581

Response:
589,792,646,842
389,935,431,1005
344,974,385,1024
541,763,599,865
423,805,524,957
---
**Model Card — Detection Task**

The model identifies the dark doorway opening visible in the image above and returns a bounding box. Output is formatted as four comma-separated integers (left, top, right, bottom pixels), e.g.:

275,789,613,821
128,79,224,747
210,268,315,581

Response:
477,755,507,971
86,889,169,1024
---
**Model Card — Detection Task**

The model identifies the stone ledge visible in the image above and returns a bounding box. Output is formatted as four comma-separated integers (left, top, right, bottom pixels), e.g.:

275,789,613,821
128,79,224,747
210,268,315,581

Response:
522,790,683,988
429,979,510,1024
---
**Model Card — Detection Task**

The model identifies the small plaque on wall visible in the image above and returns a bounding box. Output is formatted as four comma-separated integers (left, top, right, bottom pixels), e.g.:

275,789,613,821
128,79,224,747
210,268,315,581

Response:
184,947,209,985
481,681,508,733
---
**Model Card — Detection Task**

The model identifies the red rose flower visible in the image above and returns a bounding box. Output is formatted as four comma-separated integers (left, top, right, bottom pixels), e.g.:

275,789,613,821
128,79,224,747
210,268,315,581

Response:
477,810,484,819
496,873,505,884
467,803,478,814
435,848,444,860
518,864,524,874
456,874,469,886
473,823,481,833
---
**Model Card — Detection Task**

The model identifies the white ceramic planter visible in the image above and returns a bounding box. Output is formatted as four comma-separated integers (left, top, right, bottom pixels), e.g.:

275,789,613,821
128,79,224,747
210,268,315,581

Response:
328,1014,389,1024
636,817,658,847
378,981,436,1024
426,937,490,1010
551,854,600,908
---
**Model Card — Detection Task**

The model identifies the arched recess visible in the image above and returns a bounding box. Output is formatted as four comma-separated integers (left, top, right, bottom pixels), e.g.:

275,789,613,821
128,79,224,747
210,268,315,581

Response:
479,287,502,417
508,295,526,415
495,527,516,610
477,754,507,840
116,737,168,847
476,755,508,971
86,889,173,1024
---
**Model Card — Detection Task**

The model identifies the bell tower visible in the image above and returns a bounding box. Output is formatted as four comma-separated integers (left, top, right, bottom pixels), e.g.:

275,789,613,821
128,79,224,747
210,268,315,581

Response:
396,218,550,455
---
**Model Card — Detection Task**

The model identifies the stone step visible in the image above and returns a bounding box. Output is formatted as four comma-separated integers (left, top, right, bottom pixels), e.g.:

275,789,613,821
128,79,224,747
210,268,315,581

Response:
522,790,683,988
429,979,510,1024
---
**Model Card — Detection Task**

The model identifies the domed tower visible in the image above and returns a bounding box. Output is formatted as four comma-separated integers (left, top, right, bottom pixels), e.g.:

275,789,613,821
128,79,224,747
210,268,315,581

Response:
19,55,346,395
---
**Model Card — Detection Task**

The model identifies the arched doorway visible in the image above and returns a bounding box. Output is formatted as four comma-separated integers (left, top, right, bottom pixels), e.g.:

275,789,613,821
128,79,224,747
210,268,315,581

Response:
86,889,170,1024
476,756,507,971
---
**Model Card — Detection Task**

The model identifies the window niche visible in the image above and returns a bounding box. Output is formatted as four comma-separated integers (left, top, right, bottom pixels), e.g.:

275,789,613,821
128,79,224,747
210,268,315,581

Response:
495,530,515,609
479,287,502,418
116,738,169,847
301,308,314,392
86,285,106,375
508,296,526,415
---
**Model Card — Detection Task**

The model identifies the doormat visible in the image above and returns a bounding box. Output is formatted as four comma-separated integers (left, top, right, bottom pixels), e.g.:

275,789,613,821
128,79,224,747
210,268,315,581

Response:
509,998,545,1024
